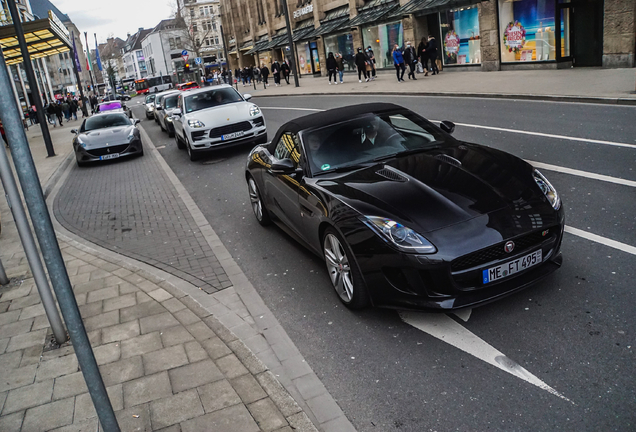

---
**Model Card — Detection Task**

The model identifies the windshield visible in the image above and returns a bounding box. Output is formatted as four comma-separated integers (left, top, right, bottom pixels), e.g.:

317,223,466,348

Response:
302,111,448,175
184,88,243,113
81,114,132,132
145,95,155,104
164,95,179,109
99,101,122,112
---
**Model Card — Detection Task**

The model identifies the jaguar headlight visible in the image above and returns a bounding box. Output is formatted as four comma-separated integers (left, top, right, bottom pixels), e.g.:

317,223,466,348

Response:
363,216,436,254
188,119,205,128
249,105,261,117
533,169,560,210
166,116,173,122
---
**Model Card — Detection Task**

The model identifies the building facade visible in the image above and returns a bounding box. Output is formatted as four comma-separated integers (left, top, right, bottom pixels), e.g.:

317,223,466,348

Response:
141,19,184,80
219,0,635,76
92,37,126,87
122,28,152,80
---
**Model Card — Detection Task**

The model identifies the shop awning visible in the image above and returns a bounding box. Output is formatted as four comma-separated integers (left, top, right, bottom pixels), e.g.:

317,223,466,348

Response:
349,0,401,27
391,0,482,17
261,29,288,50
0,11,72,65
239,40,253,51
228,46,237,55
303,6,351,39
245,35,270,55
293,18,316,42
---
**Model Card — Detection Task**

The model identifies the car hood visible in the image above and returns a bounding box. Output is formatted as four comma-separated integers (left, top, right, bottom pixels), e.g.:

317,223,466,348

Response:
184,102,255,126
314,144,549,234
78,126,133,149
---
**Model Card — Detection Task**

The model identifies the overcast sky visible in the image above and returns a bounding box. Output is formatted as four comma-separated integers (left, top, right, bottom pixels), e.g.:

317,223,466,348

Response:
52,0,176,44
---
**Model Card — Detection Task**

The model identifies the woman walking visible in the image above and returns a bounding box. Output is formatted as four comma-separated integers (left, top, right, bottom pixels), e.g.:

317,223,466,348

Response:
427,35,439,75
271,61,281,86
354,48,369,83
326,52,338,85
335,53,345,84
417,37,429,76
392,44,406,82
261,64,270,87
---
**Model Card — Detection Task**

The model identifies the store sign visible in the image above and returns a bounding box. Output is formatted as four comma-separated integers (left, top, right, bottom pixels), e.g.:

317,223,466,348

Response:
444,30,460,54
293,4,313,18
503,21,526,53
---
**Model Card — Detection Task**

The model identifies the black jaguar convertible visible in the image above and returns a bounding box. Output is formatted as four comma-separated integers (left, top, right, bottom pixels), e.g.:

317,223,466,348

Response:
245,103,564,310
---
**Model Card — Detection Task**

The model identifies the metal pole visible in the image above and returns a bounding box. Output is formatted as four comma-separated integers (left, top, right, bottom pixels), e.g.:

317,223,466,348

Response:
7,0,55,157
0,50,120,432
0,258,8,286
281,0,299,88
0,145,67,343
8,65,25,121
71,46,86,102
41,58,56,103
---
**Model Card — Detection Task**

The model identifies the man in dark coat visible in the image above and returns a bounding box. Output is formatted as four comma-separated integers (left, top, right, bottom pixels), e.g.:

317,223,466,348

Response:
271,61,281,86
403,41,418,80
281,62,290,84
354,48,369,83
427,35,439,75
417,37,429,77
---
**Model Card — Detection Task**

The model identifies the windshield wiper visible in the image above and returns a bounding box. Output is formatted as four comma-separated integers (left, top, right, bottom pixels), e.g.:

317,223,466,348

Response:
372,143,443,162
319,163,372,174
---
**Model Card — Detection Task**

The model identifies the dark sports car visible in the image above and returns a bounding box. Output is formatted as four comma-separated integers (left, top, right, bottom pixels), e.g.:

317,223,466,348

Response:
245,103,564,311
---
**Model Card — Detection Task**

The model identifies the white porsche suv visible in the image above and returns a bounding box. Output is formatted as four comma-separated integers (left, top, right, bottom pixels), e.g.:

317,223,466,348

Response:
172,85,267,161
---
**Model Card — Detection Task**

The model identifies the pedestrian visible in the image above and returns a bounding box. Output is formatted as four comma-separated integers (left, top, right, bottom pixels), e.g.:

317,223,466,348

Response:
70,99,78,121
28,106,38,124
404,41,418,80
45,102,57,127
392,44,406,82
418,37,429,77
261,64,270,86
54,102,63,125
326,52,338,85
62,100,70,121
90,95,98,113
354,47,369,83
271,61,281,86
80,96,89,117
366,46,376,80
335,53,345,84
427,35,439,75
281,62,290,84
253,65,261,84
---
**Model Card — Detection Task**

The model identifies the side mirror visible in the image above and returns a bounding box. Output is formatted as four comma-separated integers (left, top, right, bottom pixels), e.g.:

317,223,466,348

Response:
270,158,297,175
156,105,163,111
244,94,252,101
172,109,182,117
134,119,141,125
440,120,455,134
70,129,78,134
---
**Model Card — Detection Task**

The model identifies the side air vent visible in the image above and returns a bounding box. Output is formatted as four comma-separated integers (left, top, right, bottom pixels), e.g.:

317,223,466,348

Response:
376,167,408,182
435,154,462,167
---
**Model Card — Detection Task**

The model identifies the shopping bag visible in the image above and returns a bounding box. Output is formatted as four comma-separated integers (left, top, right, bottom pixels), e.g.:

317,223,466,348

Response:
416,61,424,73
365,63,372,72
436,59,443,72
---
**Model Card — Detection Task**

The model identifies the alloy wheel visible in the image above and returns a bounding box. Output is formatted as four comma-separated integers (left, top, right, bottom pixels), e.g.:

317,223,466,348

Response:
323,233,353,303
248,178,263,221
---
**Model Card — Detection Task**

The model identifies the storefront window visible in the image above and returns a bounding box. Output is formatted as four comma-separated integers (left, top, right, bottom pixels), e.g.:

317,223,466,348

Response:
440,6,480,65
323,33,355,71
498,0,556,62
258,53,271,68
362,22,403,69
297,41,321,74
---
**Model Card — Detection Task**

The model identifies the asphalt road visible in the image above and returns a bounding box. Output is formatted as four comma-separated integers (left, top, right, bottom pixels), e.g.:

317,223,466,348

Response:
132,94,635,432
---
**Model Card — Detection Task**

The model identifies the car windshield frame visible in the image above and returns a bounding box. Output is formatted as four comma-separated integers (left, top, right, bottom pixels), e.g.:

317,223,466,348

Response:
80,113,132,132
163,95,179,109
145,95,156,103
299,110,451,177
183,88,244,114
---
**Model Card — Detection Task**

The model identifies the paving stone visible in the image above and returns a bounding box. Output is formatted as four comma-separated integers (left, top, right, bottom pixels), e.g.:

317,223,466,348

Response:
168,359,223,393
231,373,268,405
8,295,41,311
78,301,103,319
122,372,172,408
0,284,32,301
155,424,181,432
173,309,200,327
293,374,328,402
228,339,268,375
93,342,121,365
100,356,144,387
86,286,119,304
120,301,166,323
142,345,188,375
0,391,6,413
121,332,163,359
3,379,53,414
31,314,51,332
148,288,172,302
72,278,105,294
118,281,139,295
186,321,215,341
6,329,47,352
216,354,249,380
102,293,137,312
184,341,208,363
89,269,110,281
0,364,37,392
305,393,342,424
36,354,79,381
101,320,140,344
161,298,186,313
271,427,293,432
247,397,288,432
74,293,87,306
200,336,231,360
149,389,204,429
18,304,45,321
0,350,22,370
287,412,320,432
160,325,194,347
0,337,9,354
87,329,101,347
136,291,152,304
181,403,260,432
140,312,180,334
73,384,123,422
0,310,20,327
281,356,314,381
52,372,87,400
113,404,151,432
256,371,302,418
83,310,119,332
202,316,237,344
0,319,34,339
0,410,24,431
49,417,99,432
321,415,357,432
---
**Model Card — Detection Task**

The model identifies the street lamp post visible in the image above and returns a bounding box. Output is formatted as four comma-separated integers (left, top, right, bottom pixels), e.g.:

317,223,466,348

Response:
281,0,299,87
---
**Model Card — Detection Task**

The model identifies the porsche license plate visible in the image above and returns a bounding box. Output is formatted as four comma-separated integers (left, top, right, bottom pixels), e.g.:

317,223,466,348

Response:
221,131,244,141
482,250,542,284
100,153,120,160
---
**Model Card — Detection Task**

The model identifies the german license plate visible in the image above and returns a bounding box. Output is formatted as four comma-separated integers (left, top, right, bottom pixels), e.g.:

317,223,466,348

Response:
100,153,120,160
221,131,244,141
482,250,542,284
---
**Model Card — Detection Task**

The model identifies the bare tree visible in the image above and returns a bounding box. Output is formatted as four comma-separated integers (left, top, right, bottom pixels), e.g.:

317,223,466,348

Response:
170,0,217,60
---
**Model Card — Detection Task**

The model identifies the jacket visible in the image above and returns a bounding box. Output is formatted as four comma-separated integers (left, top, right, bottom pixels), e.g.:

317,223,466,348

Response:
404,46,417,64
418,41,428,59
271,62,281,74
392,49,404,65
261,66,270,78
427,38,438,54
281,63,290,74
326,56,337,70
335,57,344,70
354,52,368,68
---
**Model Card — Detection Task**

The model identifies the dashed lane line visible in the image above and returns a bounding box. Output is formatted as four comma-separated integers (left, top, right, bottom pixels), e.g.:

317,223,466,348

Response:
528,160,636,188
564,226,636,256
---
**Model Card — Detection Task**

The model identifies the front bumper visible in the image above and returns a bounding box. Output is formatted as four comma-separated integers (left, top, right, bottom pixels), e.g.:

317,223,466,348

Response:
75,139,143,163
187,117,267,150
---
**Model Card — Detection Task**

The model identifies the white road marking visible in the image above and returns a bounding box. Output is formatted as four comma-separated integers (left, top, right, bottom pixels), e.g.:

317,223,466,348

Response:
260,106,324,112
528,160,636,188
565,226,636,256
400,312,572,403
452,308,472,322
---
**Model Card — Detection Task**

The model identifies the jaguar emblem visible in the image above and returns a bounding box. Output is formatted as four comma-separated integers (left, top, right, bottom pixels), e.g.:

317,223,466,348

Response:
504,241,515,253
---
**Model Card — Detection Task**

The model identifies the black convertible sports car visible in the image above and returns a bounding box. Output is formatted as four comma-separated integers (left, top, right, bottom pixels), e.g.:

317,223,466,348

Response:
245,103,564,310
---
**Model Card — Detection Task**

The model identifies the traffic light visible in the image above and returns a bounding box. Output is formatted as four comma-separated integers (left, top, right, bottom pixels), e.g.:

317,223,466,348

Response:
184,63,190,73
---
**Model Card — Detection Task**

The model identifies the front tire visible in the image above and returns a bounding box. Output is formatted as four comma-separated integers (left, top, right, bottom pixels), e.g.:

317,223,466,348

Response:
247,176,271,226
186,137,200,161
323,227,370,309
175,130,185,149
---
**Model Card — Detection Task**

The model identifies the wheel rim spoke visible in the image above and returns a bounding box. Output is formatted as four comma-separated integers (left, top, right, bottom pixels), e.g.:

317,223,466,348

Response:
324,248,339,268
342,273,354,301
323,234,354,303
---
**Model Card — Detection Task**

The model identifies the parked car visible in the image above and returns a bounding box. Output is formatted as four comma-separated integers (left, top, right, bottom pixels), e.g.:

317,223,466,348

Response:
172,85,266,161
245,103,565,310
116,93,131,101
157,92,180,137
71,112,143,166
96,100,131,118
153,90,180,123
144,94,156,120
176,81,200,91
